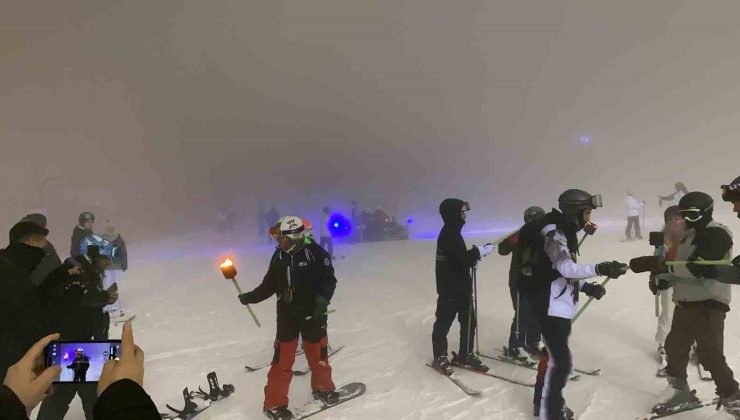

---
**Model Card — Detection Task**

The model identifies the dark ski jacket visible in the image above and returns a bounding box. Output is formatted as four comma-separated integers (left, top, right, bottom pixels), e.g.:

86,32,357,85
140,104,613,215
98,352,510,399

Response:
240,240,337,319
0,379,160,420
39,255,111,341
29,240,62,287
70,226,93,258
0,244,49,382
435,199,480,298
498,231,521,290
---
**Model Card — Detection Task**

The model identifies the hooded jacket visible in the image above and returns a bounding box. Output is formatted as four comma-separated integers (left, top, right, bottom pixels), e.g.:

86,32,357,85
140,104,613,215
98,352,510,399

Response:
435,199,480,298
70,225,93,257
0,243,49,381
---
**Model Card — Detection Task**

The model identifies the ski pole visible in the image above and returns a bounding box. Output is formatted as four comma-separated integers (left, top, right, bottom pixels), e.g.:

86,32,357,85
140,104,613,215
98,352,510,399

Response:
666,260,734,266
489,227,522,247
220,258,262,328
572,278,611,324
473,267,480,355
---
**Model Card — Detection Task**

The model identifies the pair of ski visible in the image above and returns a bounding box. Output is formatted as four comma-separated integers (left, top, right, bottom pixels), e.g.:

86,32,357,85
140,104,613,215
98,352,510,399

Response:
479,348,601,376
245,345,345,375
268,382,366,419
161,372,235,420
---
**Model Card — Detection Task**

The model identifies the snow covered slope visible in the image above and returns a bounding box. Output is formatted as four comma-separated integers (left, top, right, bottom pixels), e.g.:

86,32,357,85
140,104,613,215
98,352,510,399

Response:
43,210,740,419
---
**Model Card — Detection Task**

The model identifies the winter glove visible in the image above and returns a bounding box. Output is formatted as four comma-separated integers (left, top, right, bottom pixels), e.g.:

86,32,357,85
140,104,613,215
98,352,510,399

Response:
595,261,629,278
686,262,717,279
478,243,494,258
648,274,671,295
313,296,330,320
581,282,606,300
629,255,667,274
238,293,254,305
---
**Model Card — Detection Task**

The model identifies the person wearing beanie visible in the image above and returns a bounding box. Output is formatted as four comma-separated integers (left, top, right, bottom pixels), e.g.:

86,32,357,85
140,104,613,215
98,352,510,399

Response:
0,222,51,382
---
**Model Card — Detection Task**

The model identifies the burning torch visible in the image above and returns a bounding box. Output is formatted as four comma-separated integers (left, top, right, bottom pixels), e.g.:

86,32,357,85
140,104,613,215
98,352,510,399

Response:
220,258,261,328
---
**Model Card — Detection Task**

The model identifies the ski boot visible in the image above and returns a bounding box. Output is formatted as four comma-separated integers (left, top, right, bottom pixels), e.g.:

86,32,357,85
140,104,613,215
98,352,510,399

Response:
451,351,489,372
720,390,740,419
313,389,340,405
524,345,543,361
264,405,293,419
651,377,701,415
431,355,454,376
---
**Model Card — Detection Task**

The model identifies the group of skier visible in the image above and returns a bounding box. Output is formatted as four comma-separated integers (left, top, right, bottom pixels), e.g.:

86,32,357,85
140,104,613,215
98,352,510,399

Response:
428,175,740,420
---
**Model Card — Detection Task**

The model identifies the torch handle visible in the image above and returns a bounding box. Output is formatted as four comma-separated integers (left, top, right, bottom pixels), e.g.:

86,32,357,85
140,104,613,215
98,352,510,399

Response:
231,278,261,328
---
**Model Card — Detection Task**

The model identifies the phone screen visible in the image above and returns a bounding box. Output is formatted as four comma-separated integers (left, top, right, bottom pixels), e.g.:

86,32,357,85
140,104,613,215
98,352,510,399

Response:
45,340,121,383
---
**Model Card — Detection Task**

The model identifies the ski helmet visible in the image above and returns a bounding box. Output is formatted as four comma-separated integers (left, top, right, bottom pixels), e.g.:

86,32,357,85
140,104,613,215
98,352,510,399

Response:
721,176,740,202
78,211,95,224
523,206,545,223
663,205,681,223
270,216,305,241
558,189,602,230
678,191,713,227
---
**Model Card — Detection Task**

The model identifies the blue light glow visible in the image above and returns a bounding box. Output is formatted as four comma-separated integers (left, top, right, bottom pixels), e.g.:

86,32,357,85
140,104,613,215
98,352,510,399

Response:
327,213,352,237
579,136,592,145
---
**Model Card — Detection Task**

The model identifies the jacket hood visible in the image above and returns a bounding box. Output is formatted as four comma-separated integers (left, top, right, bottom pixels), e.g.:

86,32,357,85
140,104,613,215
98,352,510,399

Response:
439,198,467,226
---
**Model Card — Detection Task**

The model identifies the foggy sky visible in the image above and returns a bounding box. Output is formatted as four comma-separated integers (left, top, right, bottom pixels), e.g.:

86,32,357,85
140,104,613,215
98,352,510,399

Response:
2,1,738,242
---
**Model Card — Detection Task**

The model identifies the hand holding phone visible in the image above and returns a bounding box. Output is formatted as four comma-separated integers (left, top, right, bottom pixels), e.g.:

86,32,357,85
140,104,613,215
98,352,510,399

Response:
45,340,121,384
97,321,145,396
4,333,61,415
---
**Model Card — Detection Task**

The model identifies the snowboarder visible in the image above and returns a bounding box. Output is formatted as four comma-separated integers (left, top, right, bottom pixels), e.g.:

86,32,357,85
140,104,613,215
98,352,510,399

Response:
67,348,90,382
319,207,334,258
500,206,545,363
625,191,645,241
634,191,740,417
652,206,685,375
70,212,95,258
658,182,688,207
430,199,493,376
519,189,628,419
238,216,338,420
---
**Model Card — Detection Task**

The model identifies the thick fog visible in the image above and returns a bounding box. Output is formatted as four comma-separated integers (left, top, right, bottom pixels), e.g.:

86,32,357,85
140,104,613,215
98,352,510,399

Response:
2,1,738,243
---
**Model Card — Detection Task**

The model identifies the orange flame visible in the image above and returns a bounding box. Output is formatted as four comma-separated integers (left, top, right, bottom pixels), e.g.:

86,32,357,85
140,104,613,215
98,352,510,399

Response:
219,258,234,270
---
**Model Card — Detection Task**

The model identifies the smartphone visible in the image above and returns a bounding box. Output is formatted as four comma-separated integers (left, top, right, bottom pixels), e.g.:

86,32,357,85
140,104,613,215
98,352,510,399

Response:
45,340,121,384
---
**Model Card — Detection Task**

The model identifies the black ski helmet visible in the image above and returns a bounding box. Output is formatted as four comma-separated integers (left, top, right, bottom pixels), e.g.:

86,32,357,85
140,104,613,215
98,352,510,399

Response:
678,191,713,228
523,206,545,223
78,211,95,224
558,189,602,230
721,176,740,202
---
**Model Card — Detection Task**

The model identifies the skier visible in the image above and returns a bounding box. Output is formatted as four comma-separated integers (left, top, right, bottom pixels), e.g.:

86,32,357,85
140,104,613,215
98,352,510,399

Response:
67,348,90,382
625,191,645,241
685,176,740,285
237,216,338,420
103,224,128,317
652,206,685,376
500,206,545,363
633,191,740,417
430,199,493,376
519,189,628,419
70,212,95,257
658,182,688,207
319,207,334,258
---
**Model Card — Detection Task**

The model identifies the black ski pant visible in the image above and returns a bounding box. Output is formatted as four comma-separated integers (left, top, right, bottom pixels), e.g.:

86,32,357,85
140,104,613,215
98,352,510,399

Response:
534,315,572,419
36,383,97,420
665,303,738,398
626,216,641,239
508,285,541,351
432,295,476,358
319,236,333,257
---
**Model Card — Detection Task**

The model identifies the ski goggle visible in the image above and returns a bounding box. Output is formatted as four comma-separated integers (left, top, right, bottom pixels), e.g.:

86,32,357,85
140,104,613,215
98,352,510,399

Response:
462,202,471,212
721,183,740,202
679,207,706,223
590,194,603,208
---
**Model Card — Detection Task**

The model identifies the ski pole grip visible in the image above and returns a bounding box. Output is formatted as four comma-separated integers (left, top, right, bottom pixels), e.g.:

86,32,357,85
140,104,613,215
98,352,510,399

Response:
572,278,611,324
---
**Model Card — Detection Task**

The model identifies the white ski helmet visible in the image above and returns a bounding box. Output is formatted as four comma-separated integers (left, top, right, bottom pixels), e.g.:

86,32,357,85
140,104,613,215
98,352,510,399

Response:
271,216,305,240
